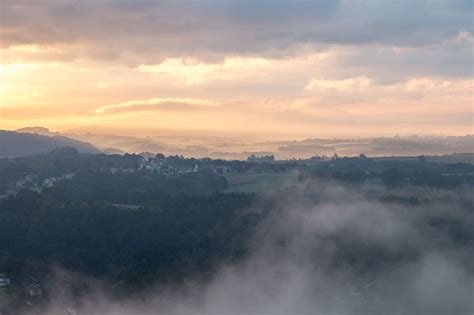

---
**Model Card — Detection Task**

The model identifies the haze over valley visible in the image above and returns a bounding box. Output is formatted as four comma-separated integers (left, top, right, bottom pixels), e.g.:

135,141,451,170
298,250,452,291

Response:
2,127,473,160
0,0,473,314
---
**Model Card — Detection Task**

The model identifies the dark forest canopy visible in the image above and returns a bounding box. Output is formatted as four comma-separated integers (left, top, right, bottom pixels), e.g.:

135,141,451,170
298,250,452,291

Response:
0,148,473,314
1,148,472,196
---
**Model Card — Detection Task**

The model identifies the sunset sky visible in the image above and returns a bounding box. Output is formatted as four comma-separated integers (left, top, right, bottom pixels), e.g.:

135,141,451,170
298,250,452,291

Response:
1,0,473,138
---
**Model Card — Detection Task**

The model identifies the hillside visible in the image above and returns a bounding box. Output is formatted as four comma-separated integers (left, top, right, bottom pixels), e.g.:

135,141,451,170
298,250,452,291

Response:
0,130,100,157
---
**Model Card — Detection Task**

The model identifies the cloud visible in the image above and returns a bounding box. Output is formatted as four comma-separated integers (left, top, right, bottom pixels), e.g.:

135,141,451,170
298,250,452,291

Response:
74,72,473,137
30,181,474,315
338,30,474,81
1,0,472,136
138,57,273,85
1,1,471,64
93,97,216,114
305,76,372,91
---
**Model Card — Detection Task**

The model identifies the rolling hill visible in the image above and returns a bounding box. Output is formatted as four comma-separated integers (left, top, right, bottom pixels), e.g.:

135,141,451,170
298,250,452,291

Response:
0,130,100,158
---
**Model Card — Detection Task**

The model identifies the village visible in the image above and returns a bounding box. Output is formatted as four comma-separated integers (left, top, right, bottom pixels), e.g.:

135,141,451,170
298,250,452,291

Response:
1,151,295,198
0,273,44,315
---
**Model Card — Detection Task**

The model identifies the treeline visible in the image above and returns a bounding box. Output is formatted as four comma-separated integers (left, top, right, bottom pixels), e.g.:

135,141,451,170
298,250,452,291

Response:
302,156,474,188
0,147,294,194
0,147,142,193
0,190,262,288
48,170,229,201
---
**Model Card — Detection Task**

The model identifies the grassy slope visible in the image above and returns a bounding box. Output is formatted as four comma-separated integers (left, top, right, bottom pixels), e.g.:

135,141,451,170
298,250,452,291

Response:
224,172,299,193
0,287,9,308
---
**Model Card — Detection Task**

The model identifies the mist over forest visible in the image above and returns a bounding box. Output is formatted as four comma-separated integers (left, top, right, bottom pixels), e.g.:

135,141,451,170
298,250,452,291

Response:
1,0,473,314
0,147,473,314
21,183,474,315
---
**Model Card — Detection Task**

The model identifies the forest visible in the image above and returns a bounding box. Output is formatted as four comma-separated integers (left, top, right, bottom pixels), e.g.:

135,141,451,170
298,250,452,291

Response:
0,149,473,314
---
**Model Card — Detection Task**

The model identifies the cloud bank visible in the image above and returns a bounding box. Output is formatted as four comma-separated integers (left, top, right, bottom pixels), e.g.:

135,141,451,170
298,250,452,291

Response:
31,182,474,315
1,0,472,136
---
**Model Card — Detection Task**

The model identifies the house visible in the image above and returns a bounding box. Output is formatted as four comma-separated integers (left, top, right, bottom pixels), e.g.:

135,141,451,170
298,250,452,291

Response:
214,166,231,174
28,282,42,297
0,274,10,287
43,177,57,188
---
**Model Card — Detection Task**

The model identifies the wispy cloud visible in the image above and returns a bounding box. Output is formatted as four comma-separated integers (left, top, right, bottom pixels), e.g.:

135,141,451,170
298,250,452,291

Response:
93,97,216,114
1,0,472,136
305,77,372,91
138,57,272,85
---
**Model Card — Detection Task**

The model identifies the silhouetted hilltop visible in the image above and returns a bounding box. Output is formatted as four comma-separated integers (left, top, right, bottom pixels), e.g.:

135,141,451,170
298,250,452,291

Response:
16,126,56,136
0,130,100,157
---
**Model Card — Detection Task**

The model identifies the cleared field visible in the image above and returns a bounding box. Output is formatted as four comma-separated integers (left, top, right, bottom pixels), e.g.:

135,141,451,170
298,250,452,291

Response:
0,288,9,309
224,172,299,193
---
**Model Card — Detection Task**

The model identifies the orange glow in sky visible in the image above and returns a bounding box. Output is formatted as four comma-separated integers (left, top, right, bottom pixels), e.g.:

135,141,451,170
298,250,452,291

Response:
1,1,473,138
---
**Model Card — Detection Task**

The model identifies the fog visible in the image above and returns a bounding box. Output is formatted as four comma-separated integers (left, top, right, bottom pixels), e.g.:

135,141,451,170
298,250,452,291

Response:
29,182,474,315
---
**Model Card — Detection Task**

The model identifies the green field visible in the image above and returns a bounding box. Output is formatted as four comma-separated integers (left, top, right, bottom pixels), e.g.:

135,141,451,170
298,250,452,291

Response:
0,288,9,309
224,171,299,193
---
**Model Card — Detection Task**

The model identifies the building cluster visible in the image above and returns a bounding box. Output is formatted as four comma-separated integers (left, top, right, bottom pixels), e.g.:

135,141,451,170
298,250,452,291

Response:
137,155,235,175
42,173,75,188
0,274,44,313
0,274,10,288
4,173,76,197
247,154,275,162
137,158,200,175
0,273,11,312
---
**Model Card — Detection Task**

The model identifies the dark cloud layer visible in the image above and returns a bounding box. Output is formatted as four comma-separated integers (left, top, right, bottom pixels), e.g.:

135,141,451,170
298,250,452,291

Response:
1,0,472,64
1,0,472,133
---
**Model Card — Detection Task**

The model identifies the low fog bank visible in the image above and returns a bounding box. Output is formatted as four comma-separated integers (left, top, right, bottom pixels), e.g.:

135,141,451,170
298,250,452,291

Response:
30,182,474,315
16,128,474,160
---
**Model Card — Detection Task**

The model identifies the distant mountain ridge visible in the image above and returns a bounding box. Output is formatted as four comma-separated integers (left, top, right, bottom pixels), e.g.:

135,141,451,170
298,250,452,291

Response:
7,126,474,160
16,126,57,136
0,130,100,158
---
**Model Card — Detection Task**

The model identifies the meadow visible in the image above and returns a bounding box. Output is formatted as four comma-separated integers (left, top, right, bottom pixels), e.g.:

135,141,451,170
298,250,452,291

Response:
224,171,299,193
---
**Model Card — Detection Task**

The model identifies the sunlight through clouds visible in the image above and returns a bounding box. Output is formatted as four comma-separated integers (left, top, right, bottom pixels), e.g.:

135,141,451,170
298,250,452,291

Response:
93,97,217,114
305,77,372,91
138,57,273,85
0,0,472,137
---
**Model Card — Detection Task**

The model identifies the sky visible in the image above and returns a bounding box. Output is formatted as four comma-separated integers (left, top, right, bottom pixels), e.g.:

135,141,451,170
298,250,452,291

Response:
1,0,473,138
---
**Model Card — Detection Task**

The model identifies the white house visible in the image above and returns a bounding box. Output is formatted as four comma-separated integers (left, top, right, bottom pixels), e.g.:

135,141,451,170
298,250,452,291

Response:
0,274,10,287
